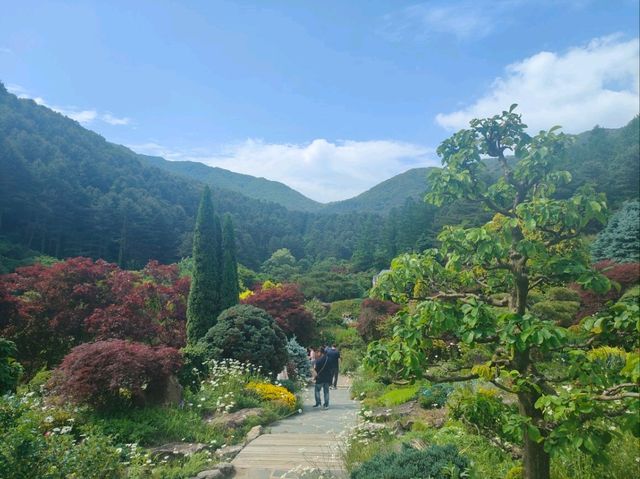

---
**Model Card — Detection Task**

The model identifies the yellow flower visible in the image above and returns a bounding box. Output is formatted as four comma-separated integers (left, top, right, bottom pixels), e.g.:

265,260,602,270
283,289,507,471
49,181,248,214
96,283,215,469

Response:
246,381,296,410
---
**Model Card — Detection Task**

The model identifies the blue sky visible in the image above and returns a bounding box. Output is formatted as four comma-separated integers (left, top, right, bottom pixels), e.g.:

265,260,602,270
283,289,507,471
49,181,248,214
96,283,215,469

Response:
1,0,638,201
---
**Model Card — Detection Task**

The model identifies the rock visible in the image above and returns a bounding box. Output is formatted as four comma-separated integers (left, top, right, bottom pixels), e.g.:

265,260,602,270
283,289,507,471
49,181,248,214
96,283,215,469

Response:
215,444,244,461
194,462,234,479
371,400,417,421
162,374,183,406
245,425,263,444
196,470,222,479
150,442,207,457
207,407,264,429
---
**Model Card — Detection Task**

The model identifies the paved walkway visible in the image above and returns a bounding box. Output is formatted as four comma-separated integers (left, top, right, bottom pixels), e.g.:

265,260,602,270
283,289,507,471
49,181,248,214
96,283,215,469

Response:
232,379,358,478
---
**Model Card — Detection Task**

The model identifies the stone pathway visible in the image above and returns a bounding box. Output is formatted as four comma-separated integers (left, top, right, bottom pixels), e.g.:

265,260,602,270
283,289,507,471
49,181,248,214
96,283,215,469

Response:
232,378,358,478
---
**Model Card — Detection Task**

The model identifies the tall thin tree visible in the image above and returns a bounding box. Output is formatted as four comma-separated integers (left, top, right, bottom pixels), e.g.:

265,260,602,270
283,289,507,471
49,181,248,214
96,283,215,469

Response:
186,186,221,344
220,213,239,310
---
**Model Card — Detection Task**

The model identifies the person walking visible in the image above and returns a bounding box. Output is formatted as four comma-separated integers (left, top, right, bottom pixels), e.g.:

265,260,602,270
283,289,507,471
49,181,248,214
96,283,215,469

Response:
326,345,340,389
313,347,332,409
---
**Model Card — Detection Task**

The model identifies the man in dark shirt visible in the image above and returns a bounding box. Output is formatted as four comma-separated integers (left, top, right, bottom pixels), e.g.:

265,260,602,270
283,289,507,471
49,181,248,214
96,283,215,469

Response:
313,347,332,409
326,345,340,389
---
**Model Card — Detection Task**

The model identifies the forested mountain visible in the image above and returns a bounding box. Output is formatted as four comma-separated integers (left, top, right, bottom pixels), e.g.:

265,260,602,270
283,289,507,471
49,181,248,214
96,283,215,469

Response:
322,167,433,214
142,155,324,212
0,82,637,274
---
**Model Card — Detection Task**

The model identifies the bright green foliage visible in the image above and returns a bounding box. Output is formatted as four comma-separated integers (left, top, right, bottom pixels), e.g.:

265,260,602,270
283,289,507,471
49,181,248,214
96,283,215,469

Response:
221,214,240,310
591,199,640,263
350,443,470,479
366,108,638,479
0,338,22,394
375,384,421,407
448,386,521,444
530,300,580,327
186,187,222,344
201,305,288,377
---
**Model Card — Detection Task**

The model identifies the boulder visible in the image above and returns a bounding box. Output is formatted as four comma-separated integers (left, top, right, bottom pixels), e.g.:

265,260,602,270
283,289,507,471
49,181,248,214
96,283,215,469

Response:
207,407,264,429
215,444,244,461
195,463,234,479
245,425,263,444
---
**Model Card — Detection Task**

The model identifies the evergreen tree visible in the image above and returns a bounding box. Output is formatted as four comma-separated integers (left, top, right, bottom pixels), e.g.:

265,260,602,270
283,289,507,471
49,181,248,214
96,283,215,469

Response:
186,187,221,344
591,199,640,263
220,214,239,310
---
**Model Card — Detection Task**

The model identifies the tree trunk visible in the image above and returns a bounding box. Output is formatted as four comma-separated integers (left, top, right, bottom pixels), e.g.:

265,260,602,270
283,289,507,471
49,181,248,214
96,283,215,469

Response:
512,253,551,479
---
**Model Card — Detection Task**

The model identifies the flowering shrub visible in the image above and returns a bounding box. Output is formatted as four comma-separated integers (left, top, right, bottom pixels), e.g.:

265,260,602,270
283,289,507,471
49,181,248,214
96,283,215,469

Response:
0,393,123,479
186,359,263,414
246,381,296,410
53,340,182,410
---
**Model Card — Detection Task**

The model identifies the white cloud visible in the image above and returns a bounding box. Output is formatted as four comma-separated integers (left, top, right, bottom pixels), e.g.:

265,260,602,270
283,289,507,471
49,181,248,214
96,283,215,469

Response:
381,1,519,41
129,139,437,203
102,113,131,125
436,35,640,133
6,84,130,127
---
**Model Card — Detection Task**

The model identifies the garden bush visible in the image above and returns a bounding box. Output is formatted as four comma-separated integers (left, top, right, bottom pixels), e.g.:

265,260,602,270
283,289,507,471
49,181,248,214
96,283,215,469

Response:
246,381,296,410
202,305,288,377
285,336,311,382
545,286,581,302
53,340,182,410
350,443,470,479
375,384,421,407
530,300,580,326
325,299,363,325
242,283,316,345
0,338,22,394
448,386,520,444
420,383,453,409
356,298,401,342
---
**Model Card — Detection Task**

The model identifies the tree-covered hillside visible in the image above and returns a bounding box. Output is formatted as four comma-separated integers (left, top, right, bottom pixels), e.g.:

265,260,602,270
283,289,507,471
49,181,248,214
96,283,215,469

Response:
0,81,637,274
142,155,324,213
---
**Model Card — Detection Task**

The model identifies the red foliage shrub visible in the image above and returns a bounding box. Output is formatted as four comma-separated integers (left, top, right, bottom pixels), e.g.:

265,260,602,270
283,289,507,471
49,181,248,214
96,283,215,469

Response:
85,268,189,348
572,261,640,320
356,299,401,342
242,283,316,345
54,340,182,410
0,258,190,375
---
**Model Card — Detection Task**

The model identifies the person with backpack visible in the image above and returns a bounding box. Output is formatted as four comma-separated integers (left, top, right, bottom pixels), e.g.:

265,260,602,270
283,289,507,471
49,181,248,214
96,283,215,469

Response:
313,347,332,409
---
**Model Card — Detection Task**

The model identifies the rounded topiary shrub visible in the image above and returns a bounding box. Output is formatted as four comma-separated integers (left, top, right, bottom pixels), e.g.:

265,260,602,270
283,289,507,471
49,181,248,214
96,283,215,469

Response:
202,305,288,377
53,340,182,410
350,443,470,479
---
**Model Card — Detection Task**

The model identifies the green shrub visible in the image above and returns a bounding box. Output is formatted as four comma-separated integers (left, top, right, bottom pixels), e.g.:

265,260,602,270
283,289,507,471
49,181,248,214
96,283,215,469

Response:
202,305,288,377
448,386,520,444
350,443,470,479
326,299,363,325
619,285,640,304
25,369,53,395
0,395,124,479
276,379,297,394
531,300,580,326
420,383,453,409
504,465,524,479
546,286,581,302
178,342,210,392
340,348,363,374
0,339,22,394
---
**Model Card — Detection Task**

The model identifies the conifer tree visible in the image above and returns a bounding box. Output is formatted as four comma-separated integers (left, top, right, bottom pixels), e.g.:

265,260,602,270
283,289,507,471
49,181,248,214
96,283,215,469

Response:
186,187,221,344
220,214,239,310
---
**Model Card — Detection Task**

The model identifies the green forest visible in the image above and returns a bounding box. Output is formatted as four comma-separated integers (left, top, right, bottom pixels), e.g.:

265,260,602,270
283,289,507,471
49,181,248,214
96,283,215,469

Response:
0,80,639,479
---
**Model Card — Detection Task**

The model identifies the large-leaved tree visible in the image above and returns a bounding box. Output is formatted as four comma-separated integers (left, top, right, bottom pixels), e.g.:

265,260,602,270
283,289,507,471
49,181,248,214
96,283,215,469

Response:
367,107,639,479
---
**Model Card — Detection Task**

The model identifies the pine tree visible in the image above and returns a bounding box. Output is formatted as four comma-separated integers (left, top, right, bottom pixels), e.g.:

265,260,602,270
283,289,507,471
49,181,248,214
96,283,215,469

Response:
220,214,239,310
591,199,640,263
186,187,222,344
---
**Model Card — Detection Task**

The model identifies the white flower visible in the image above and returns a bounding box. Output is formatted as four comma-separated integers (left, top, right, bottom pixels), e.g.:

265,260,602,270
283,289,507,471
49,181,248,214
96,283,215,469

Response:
44,416,54,424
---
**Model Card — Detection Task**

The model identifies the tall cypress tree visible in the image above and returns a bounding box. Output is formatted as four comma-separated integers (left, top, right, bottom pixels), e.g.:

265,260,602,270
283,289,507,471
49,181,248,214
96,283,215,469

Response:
186,186,222,344
220,214,239,310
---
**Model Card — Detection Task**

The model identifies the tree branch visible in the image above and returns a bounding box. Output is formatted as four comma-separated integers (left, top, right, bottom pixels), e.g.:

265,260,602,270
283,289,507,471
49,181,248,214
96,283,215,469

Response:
423,372,479,383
